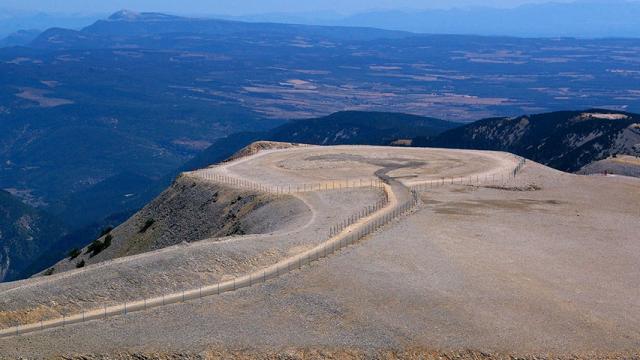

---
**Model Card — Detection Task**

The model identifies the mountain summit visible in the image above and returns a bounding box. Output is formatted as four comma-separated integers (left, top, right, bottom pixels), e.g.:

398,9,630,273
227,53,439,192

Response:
107,10,183,22
108,10,140,21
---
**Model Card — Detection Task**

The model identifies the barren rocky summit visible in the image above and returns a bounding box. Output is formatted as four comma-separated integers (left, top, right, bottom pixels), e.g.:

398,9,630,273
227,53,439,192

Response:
1,144,638,359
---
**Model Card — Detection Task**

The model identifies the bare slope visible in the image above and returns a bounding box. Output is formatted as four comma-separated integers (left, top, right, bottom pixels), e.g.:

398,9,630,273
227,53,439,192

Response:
43,141,309,275
2,146,637,358
43,175,309,275
578,154,640,178
0,187,385,330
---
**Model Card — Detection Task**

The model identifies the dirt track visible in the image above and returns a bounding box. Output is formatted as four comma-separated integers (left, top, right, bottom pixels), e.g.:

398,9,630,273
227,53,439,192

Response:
2,145,637,359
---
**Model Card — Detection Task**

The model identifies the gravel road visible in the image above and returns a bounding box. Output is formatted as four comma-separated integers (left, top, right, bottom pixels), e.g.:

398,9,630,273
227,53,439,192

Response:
4,146,621,359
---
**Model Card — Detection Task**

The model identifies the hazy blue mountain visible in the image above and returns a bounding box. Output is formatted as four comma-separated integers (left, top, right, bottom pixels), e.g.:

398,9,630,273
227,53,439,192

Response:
0,29,40,47
255,1,640,38
0,9,103,38
81,10,410,41
4,2,640,39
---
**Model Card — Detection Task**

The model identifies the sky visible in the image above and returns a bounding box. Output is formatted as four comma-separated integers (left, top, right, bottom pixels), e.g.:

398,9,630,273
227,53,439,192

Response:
1,0,593,15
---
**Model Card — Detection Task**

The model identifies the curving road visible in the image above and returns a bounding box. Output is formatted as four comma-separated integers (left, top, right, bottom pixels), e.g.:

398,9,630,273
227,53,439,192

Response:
0,146,524,338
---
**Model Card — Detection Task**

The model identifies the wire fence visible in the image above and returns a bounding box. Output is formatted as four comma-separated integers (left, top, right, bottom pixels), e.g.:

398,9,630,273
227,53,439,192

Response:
0,182,417,338
582,168,640,178
197,157,526,195
195,170,386,194
410,156,527,192
0,157,528,338
330,191,390,237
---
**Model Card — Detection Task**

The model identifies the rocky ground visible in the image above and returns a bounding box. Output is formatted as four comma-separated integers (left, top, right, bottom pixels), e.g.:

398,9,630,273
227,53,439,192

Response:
578,155,640,178
1,146,638,359
42,348,640,360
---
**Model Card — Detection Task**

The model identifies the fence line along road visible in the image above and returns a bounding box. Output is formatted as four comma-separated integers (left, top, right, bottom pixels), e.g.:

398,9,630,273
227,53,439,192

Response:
0,156,527,338
409,156,527,192
0,181,409,338
193,156,526,195
194,170,386,195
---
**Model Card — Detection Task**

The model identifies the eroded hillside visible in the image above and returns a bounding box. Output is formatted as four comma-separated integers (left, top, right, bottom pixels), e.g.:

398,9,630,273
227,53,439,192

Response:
44,173,311,275
425,110,640,173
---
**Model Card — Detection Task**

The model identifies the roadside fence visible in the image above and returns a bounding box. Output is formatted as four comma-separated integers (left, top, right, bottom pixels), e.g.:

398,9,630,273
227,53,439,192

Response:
194,170,385,195
410,156,527,192
1,156,528,338
0,178,417,338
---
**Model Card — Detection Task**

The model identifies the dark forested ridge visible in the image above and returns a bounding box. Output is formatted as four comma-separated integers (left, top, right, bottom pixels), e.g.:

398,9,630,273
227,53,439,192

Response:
423,110,640,172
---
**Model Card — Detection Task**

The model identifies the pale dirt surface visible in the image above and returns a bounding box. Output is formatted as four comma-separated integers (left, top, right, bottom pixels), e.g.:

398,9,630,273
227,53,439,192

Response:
1,147,638,359
578,155,640,177
224,141,307,163
216,145,517,187
19,349,640,360
0,187,383,328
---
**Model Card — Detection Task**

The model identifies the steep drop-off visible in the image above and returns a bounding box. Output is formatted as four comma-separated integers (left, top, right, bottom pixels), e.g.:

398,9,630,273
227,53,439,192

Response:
0,190,67,282
44,175,310,275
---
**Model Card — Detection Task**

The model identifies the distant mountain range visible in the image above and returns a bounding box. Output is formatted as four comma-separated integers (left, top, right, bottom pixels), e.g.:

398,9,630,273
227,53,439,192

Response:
0,29,40,47
91,9,409,40
0,9,102,39
26,10,409,51
314,1,640,38
4,2,639,40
